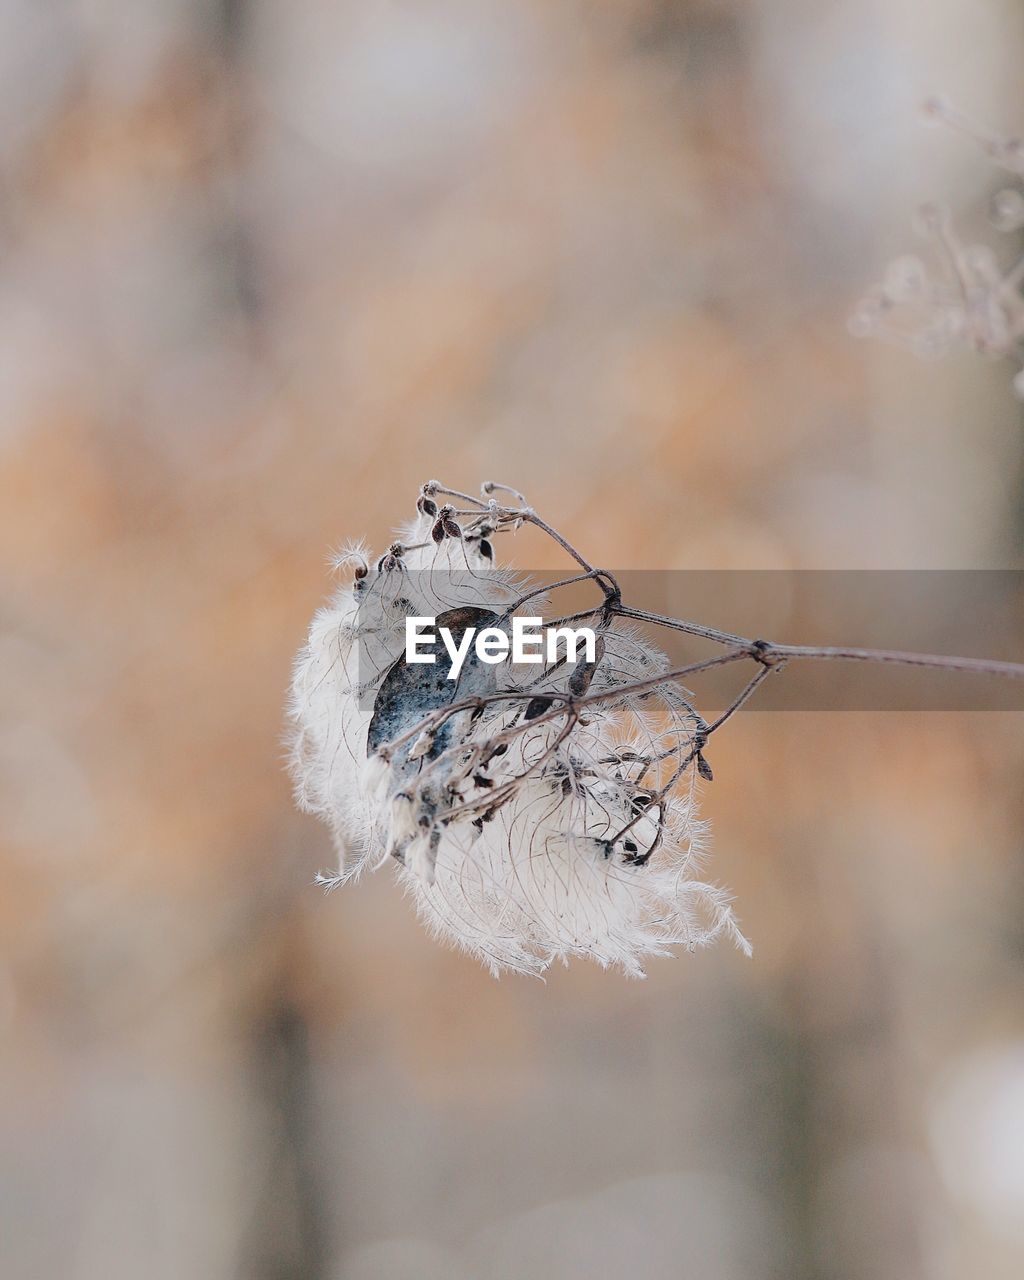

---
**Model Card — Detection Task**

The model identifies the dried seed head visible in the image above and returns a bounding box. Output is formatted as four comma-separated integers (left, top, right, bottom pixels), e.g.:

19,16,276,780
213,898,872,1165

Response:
853,101,1024,399
287,483,748,977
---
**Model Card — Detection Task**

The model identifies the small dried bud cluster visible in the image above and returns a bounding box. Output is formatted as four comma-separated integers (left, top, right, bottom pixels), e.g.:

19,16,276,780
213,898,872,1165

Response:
288,483,748,977
851,97,1024,399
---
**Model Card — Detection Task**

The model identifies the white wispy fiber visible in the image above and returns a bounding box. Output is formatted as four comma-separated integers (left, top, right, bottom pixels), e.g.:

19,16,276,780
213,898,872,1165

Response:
288,486,749,977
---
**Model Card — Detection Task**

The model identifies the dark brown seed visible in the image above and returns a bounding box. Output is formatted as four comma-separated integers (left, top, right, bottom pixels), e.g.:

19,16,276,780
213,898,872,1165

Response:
567,634,604,696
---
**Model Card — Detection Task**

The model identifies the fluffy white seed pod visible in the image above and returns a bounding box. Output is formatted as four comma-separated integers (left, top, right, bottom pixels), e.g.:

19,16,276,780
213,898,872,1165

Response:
288,491,749,976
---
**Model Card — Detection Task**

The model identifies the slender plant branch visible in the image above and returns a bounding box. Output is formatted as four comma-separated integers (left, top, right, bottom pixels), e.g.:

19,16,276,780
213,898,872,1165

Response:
372,483,1024,829
440,485,1024,685
615,604,1024,681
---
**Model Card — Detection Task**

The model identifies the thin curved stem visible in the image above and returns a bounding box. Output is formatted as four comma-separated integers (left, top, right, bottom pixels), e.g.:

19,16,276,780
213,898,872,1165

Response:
613,605,1024,682
615,603,750,649
758,642,1024,679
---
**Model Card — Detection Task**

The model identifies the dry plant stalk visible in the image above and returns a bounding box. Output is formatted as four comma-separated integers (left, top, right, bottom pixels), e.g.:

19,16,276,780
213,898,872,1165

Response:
288,482,1024,978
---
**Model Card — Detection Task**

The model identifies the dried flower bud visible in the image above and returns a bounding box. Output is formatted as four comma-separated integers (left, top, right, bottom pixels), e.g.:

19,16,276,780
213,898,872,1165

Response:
568,636,605,696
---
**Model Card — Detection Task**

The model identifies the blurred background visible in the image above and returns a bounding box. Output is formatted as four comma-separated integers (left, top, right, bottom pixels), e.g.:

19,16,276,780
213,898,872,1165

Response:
2,1,1024,1277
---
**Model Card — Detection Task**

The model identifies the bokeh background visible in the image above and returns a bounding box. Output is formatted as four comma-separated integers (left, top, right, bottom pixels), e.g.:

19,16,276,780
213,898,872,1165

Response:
3,2,1024,1277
